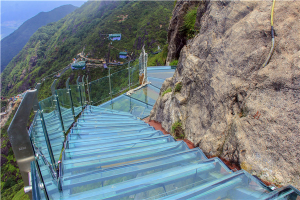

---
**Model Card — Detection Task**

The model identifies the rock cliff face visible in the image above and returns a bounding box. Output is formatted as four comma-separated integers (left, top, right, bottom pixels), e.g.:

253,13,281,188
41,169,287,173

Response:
150,0,300,188
166,0,204,64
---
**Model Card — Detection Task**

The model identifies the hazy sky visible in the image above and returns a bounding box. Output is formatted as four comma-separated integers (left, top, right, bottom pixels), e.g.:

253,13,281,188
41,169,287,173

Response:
1,1,87,39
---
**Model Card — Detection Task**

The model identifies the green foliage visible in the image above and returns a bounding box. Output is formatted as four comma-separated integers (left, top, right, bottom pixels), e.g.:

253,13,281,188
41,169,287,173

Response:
3,178,16,190
181,6,198,39
170,59,178,66
1,101,23,198
162,87,172,97
175,82,182,92
12,186,30,200
171,121,185,139
147,44,169,66
1,181,29,200
1,99,8,109
1,1,173,99
162,44,169,62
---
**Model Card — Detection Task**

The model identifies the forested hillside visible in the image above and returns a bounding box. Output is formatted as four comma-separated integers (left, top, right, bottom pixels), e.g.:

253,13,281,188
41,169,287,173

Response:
1,4,78,72
1,1,173,199
1,1,173,100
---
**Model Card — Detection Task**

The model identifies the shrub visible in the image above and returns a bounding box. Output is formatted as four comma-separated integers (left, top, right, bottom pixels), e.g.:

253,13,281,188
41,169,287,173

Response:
170,59,178,66
171,121,185,139
174,82,182,92
181,6,199,39
162,87,172,97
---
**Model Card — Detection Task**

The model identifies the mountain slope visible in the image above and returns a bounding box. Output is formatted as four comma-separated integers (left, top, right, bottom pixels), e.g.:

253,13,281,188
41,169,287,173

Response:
1,4,78,72
1,1,173,98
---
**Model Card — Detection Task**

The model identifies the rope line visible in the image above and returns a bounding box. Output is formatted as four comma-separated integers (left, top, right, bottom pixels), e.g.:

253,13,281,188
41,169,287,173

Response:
262,0,276,68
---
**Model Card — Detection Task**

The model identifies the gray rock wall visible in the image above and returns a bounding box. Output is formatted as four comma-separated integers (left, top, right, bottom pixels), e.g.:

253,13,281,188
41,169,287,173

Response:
150,1,300,188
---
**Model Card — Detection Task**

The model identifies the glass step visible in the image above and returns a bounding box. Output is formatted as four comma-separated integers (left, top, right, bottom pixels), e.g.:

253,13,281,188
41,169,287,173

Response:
67,131,163,149
68,129,159,140
68,130,162,143
64,135,174,154
70,126,154,136
63,141,189,175
53,149,209,197
62,158,227,200
159,170,271,200
64,135,174,161
73,123,150,131
259,185,300,200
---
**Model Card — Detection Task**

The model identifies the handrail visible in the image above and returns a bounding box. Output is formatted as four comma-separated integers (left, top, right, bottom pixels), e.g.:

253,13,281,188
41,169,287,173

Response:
7,89,37,198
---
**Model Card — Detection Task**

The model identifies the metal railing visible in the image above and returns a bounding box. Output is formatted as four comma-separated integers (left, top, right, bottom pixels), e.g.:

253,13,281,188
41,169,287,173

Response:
7,50,148,199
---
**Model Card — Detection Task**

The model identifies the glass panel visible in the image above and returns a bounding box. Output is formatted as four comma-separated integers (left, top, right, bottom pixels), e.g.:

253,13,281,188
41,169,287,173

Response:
69,84,82,116
89,77,110,106
147,69,175,80
80,82,87,106
128,85,160,106
111,68,129,95
29,113,53,166
56,89,73,130
39,96,64,162
130,64,140,88
99,94,152,119
31,161,47,200
147,66,173,70
148,77,165,89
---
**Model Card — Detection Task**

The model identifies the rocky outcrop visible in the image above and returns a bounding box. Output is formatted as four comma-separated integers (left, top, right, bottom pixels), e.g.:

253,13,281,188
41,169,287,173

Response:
166,0,205,65
150,1,300,188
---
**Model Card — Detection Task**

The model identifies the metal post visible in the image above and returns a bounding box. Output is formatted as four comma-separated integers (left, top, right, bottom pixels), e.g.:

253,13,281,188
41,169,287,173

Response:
144,51,147,103
82,75,86,106
128,61,131,90
77,76,83,110
86,75,91,106
109,68,112,102
51,80,57,110
33,83,41,113
51,80,65,134
38,104,56,167
66,78,75,120
32,160,49,200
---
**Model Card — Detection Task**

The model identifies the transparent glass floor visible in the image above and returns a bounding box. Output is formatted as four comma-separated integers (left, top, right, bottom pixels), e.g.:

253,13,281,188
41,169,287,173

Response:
30,67,300,199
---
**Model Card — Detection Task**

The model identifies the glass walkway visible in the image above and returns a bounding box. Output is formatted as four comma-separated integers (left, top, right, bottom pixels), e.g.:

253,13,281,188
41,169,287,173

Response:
8,64,300,200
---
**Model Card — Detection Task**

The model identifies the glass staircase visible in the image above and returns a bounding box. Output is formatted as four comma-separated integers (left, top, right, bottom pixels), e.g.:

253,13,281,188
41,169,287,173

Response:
9,64,300,199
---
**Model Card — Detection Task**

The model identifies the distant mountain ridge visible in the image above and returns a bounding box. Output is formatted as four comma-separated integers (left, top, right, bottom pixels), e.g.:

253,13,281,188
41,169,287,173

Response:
1,1,173,98
1,4,78,72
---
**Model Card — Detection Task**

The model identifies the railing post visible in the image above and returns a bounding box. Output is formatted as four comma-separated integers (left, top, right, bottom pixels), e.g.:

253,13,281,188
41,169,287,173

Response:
33,83,41,113
143,47,148,83
77,76,83,110
66,78,75,120
128,61,131,90
51,80,65,134
109,67,112,102
82,75,86,106
31,160,49,200
38,104,56,167
87,75,91,106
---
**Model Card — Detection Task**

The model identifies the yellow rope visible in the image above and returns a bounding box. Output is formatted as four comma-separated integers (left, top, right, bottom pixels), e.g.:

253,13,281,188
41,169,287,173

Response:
262,0,276,68
271,0,275,26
